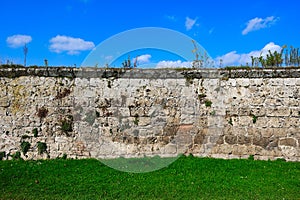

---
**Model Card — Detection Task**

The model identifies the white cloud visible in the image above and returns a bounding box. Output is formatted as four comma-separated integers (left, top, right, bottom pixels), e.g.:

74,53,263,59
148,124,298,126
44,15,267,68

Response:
185,17,197,31
215,42,282,66
49,35,95,55
6,34,32,48
156,60,192,68
135,54,151,64
215,51,240,66
242,16,279,35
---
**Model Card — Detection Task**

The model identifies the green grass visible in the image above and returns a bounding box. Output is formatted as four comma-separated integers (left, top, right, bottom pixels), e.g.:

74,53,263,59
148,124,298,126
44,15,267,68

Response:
0,156,299,199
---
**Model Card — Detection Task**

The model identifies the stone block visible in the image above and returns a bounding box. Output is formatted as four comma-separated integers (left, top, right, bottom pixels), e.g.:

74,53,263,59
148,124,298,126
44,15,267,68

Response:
164,144,177,154
253,136,269,148
266,107,290,117
0,97,9,107
225,135,237,145
237,135,251,145
279,138,297,147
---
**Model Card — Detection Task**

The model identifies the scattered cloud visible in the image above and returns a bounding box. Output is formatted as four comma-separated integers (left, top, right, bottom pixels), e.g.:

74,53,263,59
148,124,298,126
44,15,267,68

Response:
49,35,95,55
209,28,214,34
215,42,282,66
185,17,197,31
156,60,192,68
215,51,240,66
6,34,32,48
136,54,151,64
242,16,279,35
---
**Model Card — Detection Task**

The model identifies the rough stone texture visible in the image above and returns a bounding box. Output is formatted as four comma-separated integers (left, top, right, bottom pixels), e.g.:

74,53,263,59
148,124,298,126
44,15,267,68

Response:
0,67,299,161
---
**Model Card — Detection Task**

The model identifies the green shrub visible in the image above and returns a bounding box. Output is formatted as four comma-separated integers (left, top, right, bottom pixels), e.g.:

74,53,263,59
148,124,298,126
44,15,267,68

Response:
61,120,72,132
21,141,31,155
21,135,30,140
37,142,47,155
252,114,257,124
11,151,21,160
32,128,38,137
204,100,212,107
61,115,73,133
248,155,254,160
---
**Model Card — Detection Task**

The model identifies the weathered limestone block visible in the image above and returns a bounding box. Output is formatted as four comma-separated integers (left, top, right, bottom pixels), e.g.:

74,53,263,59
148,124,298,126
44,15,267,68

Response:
264,98,283,107
238,107,251,116
250,107,266,116
253,134,269,148
266,107,290,117
138,117,151,126
267,117,282,128
284,117,300,127
238,116,252,127
283,98,299,107
164,144,177,154
283,78,297,86
279,138,297,147
249,78,263,86
95,98,111,108
267,137,279,149
193,133,206,145
236,78,250,87
225,135,237,145
0,97,9,107
237,135,251,145
269,78,284,86
250,97,265,106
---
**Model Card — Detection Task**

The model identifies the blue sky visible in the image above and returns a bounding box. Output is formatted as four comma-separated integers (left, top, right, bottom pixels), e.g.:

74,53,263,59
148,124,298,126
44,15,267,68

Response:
1,0,299,67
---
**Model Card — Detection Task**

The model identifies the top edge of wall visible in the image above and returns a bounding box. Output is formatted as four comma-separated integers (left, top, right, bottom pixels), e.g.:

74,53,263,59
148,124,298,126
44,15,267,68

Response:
1,67,300,79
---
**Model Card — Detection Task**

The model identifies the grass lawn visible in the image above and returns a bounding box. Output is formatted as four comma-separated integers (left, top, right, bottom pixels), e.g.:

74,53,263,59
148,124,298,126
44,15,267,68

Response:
0,156,299,199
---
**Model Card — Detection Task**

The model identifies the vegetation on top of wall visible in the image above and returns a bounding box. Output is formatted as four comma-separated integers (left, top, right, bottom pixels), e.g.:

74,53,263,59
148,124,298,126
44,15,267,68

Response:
249,45,300,68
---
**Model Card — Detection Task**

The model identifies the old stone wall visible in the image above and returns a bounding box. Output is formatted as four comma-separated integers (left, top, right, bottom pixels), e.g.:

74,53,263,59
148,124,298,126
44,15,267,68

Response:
0,67,299,161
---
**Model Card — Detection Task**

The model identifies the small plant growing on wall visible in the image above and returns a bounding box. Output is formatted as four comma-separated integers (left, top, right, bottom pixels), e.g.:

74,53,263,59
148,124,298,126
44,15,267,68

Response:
204,100,212,107
61,115,73,134
133,115,139,125
21,135,30,140
32,128,38,137
37,142,47,155
11,151,21,160
20,141,31,155
251,114,257,124
210,110,216,115
228,118,233,126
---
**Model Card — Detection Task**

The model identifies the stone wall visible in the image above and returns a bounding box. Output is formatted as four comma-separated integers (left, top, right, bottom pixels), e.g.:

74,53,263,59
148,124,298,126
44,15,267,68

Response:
0,67,299,161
